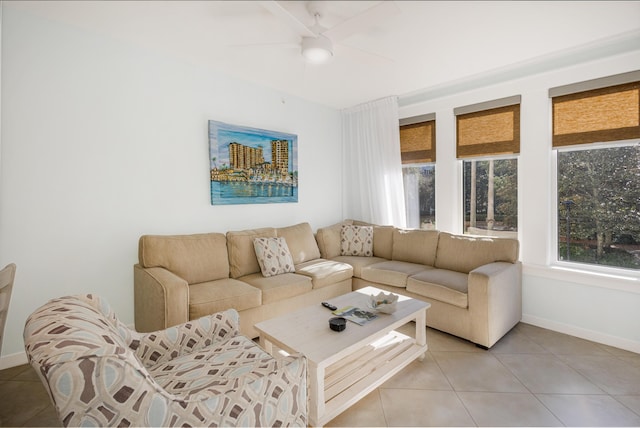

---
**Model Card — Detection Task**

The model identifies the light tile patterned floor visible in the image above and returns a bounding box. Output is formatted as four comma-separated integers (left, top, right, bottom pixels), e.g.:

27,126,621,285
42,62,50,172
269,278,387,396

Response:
327,322,640,427
1,322,639,427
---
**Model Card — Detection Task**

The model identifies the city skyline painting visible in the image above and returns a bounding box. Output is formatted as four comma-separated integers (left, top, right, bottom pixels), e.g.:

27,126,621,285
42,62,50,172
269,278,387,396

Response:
208,120,298,205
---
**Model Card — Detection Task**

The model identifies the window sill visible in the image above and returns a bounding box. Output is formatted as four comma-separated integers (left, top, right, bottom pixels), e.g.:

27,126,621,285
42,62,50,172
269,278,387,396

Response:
523,263,640,294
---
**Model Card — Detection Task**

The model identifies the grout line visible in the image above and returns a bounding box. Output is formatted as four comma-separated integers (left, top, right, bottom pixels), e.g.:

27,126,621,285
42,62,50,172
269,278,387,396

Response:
492,351,568,427
610,395,640,419
428,349,478,427
375,388,389,428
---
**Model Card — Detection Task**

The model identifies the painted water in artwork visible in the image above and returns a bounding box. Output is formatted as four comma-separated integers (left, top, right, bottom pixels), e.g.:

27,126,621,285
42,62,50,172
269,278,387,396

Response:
209,120,298,205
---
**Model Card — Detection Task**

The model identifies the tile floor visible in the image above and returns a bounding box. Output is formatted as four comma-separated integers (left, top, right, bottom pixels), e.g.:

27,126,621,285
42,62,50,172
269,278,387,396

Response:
1,322,639,427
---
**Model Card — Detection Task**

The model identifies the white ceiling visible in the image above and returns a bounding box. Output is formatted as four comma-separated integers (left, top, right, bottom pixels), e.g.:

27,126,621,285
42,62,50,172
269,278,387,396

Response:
7,1,640,109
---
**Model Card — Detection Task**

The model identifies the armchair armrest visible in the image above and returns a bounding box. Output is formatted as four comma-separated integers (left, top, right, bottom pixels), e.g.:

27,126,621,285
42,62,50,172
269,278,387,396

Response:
131,309,240,367
226,353,307,426
44,350,307,427
468,261,522,348
134,264,189,332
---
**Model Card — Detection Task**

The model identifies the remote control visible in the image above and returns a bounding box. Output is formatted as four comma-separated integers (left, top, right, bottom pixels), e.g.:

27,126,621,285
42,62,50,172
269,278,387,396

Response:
321,302,337,311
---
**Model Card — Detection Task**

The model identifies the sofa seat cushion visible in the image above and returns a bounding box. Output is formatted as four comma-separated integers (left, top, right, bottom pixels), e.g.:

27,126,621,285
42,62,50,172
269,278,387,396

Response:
240,273,312,304
295,259,353,289
333,256,388,278
149,334,275,399
406,269,469,308
361,261,431,288
189,279,261,320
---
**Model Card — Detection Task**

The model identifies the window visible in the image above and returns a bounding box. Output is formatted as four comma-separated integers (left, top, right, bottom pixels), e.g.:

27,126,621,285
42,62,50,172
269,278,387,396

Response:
463,158,518,236
455,96,520,237
551,71,640,270
403,165,435,229
556,144,639,269
400,115,436,229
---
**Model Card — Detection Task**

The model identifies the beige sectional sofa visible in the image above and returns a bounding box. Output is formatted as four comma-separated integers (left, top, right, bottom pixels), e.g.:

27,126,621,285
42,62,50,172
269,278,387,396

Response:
134,222,352,338
134,220,521,348
316,220,522,348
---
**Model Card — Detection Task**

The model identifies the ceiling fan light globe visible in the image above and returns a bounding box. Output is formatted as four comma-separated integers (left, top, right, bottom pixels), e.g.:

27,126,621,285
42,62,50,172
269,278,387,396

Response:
301,35,333,64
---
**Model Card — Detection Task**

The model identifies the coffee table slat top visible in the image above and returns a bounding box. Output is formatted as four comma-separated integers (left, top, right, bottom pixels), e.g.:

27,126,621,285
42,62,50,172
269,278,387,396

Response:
255,286,429,364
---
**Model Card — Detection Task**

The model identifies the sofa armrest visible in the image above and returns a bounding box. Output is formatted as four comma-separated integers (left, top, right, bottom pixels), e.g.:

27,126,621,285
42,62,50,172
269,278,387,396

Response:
131,309,240,367
468,261,522,348
134,264,189,333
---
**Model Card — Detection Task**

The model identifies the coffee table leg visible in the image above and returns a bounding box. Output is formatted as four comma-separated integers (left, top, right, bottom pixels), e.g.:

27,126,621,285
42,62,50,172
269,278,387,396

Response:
416,308,427,361
260,336,273,355
308,361,325,427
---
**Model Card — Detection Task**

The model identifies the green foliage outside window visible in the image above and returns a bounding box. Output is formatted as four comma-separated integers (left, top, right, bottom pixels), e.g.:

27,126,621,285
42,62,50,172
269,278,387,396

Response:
463,159,518,234
557,144,640,270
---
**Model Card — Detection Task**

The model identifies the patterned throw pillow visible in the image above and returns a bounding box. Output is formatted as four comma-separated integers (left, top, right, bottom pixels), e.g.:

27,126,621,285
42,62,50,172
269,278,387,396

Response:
340,225,374,256
253,237,296,277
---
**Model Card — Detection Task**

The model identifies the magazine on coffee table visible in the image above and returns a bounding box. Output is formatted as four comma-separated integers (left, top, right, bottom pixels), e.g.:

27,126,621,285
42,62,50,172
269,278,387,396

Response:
332,306,378,325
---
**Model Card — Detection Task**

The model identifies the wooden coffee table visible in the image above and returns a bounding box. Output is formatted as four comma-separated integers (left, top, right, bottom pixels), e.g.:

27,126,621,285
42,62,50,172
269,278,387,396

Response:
255,286,430,427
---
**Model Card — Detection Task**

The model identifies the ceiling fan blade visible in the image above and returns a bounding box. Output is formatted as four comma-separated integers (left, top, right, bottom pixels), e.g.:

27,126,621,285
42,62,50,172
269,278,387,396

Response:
259,1,317,38
323,1,400,43
335,43,394,66
228,42,299,49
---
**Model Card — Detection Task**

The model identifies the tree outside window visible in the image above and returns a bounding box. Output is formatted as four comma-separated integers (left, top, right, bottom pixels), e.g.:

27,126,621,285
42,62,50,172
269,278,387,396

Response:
557,144,640,270
463,158,517,237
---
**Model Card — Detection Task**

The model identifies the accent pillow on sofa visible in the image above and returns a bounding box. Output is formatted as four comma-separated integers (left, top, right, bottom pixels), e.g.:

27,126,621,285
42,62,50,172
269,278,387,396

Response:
253,237,295,277
340,225,373,256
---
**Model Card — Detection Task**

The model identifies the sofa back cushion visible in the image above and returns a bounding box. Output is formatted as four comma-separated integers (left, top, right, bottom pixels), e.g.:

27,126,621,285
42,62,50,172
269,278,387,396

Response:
372,226,394,259
392,229,439,266
435,232,519,273
316,220,354,259
353,220,394,259
276,222,321,264
227,227,277,278
139,233,229,284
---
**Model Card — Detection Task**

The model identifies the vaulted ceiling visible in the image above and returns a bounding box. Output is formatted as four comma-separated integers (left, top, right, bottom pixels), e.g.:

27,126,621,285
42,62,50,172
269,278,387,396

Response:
8,1,640,108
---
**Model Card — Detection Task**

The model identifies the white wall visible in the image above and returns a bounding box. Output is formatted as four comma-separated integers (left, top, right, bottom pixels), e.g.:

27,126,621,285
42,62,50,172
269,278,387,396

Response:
0,6,343,365
399,50,640,353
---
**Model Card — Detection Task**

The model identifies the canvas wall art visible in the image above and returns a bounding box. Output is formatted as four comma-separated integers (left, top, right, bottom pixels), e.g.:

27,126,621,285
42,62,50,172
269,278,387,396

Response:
209,120,298,205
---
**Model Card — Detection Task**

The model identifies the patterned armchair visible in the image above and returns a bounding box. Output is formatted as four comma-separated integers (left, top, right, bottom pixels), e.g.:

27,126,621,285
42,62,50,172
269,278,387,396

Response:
24,294,307,427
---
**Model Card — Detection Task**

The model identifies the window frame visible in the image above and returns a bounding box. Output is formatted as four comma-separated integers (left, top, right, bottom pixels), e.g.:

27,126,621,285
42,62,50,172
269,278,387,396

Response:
461,154,519,236
548,71,640,276
399,114,437,229
402,161,436,230
550,138,640,275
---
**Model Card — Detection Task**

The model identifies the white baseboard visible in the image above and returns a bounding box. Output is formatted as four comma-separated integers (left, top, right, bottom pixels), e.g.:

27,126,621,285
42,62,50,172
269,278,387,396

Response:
521,314,640,354
0,351,28,370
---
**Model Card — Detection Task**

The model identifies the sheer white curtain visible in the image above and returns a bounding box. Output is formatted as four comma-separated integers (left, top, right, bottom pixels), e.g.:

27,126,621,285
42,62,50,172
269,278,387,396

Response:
342,96,406,227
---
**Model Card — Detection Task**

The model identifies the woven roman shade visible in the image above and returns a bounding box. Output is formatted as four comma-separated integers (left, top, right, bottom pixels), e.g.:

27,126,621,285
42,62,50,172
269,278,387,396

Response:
550,72,640,148
454,96,521,158
399,115,436,163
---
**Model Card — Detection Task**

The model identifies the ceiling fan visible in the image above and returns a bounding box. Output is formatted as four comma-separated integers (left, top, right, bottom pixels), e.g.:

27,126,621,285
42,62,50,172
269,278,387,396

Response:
258,1,400,64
